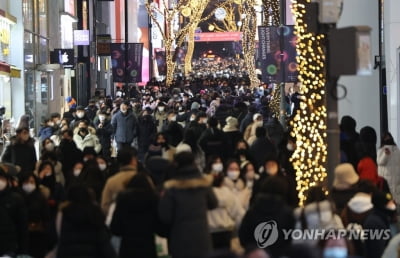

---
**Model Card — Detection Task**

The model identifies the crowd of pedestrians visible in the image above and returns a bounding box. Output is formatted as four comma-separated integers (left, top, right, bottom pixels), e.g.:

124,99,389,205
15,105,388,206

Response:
0,77,399,258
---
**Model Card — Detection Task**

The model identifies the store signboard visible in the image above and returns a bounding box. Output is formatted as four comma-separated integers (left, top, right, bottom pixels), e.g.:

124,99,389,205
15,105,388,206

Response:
74,30,90,45
193,32,242,42
50,49,75,68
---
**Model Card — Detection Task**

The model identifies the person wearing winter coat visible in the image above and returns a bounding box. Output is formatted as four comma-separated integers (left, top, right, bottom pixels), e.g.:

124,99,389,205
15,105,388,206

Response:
2,127,37,173
56,185,116,258
243,113,263,146
94,111,114,159
110,173,162,258
159,152,218,258
198,116,228,161
137,109,158,161
101,147,138,214
154,102,168,132
73,121,102,154
207,172,245,250
249,127,277,171
162,111,184,147
293,186,344,247
18,172,51,258
0,168,29,257
57,129,83,182
339,116,360,169
111,101,138,151
239,176,295,258
223,159,251,210
377,132,400,207
330,163,360,214
363,190,396,258
222,116,243,160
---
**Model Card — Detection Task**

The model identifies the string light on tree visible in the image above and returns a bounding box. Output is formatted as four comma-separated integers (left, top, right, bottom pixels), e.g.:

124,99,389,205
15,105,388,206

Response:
290,0,328,206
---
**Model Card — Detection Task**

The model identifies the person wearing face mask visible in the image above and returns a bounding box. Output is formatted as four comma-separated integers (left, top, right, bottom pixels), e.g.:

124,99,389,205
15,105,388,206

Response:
250,155,298,208
239,176,295,258
205,156,224,175
38,117,56,142
223,160,250,209
57,129,83,183
2,127,37,173
73,121,102,154
154,102,168,132
249,127,277,171
377,132,400,210
94,111,114,159
319,234,350,258
97,156,110,178
36,138,66,187
18,172,51,258
111,100,139,151
240,161,259,192
137,108,157,162
69,105,92,129
363,190,396,258
207,167,245,251
0,168,29,257
162,111,184,147
198,116,228,161
244,113,263,146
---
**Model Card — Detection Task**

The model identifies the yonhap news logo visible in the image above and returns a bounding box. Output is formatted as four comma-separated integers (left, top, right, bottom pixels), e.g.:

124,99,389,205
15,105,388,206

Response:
254,220,279,248
254,220,391,248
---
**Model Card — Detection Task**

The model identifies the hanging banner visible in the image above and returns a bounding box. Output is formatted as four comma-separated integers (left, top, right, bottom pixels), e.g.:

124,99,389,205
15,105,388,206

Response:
111,43,143,83
154,48,166,76
258,26,298,84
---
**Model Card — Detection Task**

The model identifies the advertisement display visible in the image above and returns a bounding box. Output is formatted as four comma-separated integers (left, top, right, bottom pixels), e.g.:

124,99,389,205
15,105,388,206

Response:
258,26,298,83
50,49,75,68
111,43,143,83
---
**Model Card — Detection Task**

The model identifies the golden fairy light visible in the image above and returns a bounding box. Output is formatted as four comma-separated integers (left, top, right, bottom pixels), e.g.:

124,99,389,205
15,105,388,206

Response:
290,0,328,206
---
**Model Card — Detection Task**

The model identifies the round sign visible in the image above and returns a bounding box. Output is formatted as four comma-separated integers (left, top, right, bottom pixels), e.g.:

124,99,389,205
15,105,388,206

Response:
215,8,227,20
181,7,191,17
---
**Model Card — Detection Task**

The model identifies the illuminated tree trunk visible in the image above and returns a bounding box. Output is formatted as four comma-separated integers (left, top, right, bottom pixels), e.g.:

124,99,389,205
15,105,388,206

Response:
184,25,195,76
165,40,176,87
242,1,258,88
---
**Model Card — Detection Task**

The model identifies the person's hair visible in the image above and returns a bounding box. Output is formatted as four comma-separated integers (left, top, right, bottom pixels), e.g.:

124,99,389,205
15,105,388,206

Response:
381,131,396,147
126,173,155,192
208,116,219,128
18,171,39,187
16,127,29,134
78,120,88,127
182,129,200,153
38,160,55,175
50,112,61,119
224,159,240,174
174,151,195,168
255,126,266,138
117,147,138,166
62,129,73,138
305,186,327,205
235,139,249,150
357,179,377,194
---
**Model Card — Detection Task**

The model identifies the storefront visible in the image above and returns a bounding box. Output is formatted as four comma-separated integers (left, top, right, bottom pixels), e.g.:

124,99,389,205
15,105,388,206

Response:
0,9,17,120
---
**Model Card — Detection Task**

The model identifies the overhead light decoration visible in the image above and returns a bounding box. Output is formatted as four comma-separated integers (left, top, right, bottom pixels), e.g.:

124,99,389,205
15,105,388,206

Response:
290,0,328,206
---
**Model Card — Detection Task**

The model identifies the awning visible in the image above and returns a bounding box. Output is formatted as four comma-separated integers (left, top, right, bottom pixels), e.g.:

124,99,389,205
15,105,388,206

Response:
0,62,10,76
10,66,21,78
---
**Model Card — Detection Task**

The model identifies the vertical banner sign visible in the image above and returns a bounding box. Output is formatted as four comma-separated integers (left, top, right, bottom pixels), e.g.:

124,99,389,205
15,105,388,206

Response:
154,48,166,76
258,26,298,84
111,43,143,83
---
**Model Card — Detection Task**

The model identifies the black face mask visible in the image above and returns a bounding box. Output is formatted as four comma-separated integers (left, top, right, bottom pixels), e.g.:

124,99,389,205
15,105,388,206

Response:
79,128,88,134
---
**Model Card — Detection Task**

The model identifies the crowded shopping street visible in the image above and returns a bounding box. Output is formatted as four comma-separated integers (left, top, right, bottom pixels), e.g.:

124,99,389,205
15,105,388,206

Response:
1,0,400,257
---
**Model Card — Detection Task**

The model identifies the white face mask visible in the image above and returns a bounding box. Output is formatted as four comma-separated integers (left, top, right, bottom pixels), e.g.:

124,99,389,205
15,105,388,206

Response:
0,179,7,191
158,106,165,112
48,122,55,127
212,163,223,173
190,116,195,121
170,116,177,122
178,112,185,115
45,143,55,152
323,247,348,258
73,169,81,177
287,143,295,151
76,112,85,118
98,163,107,171
120,109,127,113
98,115,106,122
23,183,36,194
227,170,240,180
255,121,263,127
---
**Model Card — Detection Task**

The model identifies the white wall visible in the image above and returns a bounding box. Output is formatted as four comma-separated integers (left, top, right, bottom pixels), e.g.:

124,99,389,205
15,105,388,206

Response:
337,0,381,140
9,0,25,122
384,0,400,143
